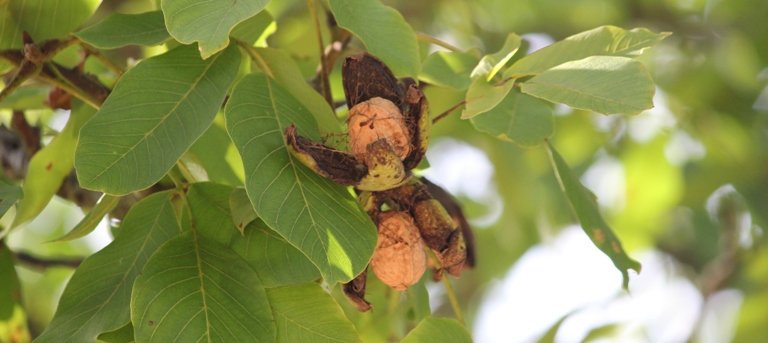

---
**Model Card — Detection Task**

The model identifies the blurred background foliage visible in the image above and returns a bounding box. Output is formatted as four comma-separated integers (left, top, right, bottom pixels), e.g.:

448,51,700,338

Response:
2,0,767,342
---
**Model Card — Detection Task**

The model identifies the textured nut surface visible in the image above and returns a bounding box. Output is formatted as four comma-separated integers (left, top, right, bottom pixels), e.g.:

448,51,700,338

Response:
348,97,411,161
370,211,426,291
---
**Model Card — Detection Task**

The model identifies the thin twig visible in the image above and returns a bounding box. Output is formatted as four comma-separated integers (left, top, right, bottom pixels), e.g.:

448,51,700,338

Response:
416,32,461,52
310,12,352,94
235,39,274,78
80,42,124,76
432,100,466,124
13,251,83,270
307,0,333,106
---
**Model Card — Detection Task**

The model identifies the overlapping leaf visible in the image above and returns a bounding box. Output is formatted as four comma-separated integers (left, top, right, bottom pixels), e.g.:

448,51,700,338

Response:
520,56,655,114
504,25,670,77
401,317,472,343
225,74,376,284
229,187,257,233
53,195,119,241
0,177,21,218
0,0,101,49
420,51,478,90
75,44,240,195
35,191,181,343
329,0,420,77
13,101,95,226
461,77,515,119
267,283,360,342
161,0,268,59
547,143,641,288
470,89,554,146
471,32,521,81
76,11,170,49
131,232,275,342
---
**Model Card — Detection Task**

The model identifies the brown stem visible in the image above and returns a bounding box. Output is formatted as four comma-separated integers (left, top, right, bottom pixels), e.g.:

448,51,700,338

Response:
308,0,333,106
310,11,352,96
13,250,83,270
432,100,466,124
80,42,124,76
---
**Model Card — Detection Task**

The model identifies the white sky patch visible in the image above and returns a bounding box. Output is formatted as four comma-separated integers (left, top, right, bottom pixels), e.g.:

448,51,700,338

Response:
473,227,716,343
521,33,555,54
694,289,743,343
628,90,676,142
423,138,503,227
581,152,626,211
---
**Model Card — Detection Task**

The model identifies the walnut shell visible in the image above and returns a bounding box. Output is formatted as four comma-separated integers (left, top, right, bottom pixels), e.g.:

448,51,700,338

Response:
348,97,411,161
370,211,426,291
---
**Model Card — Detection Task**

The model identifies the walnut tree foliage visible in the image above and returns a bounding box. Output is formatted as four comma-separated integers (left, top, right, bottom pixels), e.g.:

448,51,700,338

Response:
10,0,753,342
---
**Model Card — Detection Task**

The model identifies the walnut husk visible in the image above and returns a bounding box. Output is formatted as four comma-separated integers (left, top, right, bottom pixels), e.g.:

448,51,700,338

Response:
348,97,411,161
370,211,426,291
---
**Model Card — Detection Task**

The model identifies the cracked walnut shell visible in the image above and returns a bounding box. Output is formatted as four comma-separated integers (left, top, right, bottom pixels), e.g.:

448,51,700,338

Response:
370,211,427,291
348,97,412,161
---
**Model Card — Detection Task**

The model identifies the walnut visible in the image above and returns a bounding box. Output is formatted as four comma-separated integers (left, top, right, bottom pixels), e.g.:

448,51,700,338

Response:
348,97,412,161
370,211,426,291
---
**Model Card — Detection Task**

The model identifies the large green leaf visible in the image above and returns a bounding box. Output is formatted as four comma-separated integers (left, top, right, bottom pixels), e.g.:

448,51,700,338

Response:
225,74,376,284
131,232,275,342
0,241,29,342
328,0,420,77
75,44,240,195
188,182,319,287
267,283,360,343
231,10,275,47
504,25,670,77
472,32,522,81
75,11,170,49
546,143,641,289
470,89,553,146
232,220,321,287
250,47,340,134
187,117,243,186
520,56,655,115
419,51,478,90
161,0,268,59
401,317,472,343
35,191,181,343
0,0,101,49
13,101,96,227
460,77,515,119
0,177,21,218
229,187,257,233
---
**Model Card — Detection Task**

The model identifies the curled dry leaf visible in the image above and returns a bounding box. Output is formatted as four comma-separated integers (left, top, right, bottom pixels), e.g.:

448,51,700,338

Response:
371,211,427,291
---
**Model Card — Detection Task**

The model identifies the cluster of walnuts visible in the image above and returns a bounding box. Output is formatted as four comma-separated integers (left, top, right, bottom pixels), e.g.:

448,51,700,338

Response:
286,53,475,311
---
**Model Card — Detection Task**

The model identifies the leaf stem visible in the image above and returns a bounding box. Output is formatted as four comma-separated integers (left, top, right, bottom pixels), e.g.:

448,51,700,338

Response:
235,39,274,78
441,276,465,324
432,100,466,124
80,42,124,76
416,32,461,52
307,0,333,106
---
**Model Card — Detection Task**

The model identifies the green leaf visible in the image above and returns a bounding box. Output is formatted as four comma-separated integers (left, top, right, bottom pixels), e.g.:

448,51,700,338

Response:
472,32,522,81
75,44,240,195
401,317,472,343
0,0,101,49
267,283,360,343
131,232,275,342
231,220,321,287
97,323,134,343
0,241,22,319
546,143,641,289
460,77,515,119
75,11,170,49
13,101,96,226
251,47,341,134
186,182,237,245
188,183,320,287
229,187,257,233
470,89,553,146
419,51,478,90
520,56,655,114
225,74,376,284
161,0,268,59
53,195,119,242
231,10,275,47
0,177,22,218
35,191,181,343
504,25,670,77
328,0,420,77
187,117,243,186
